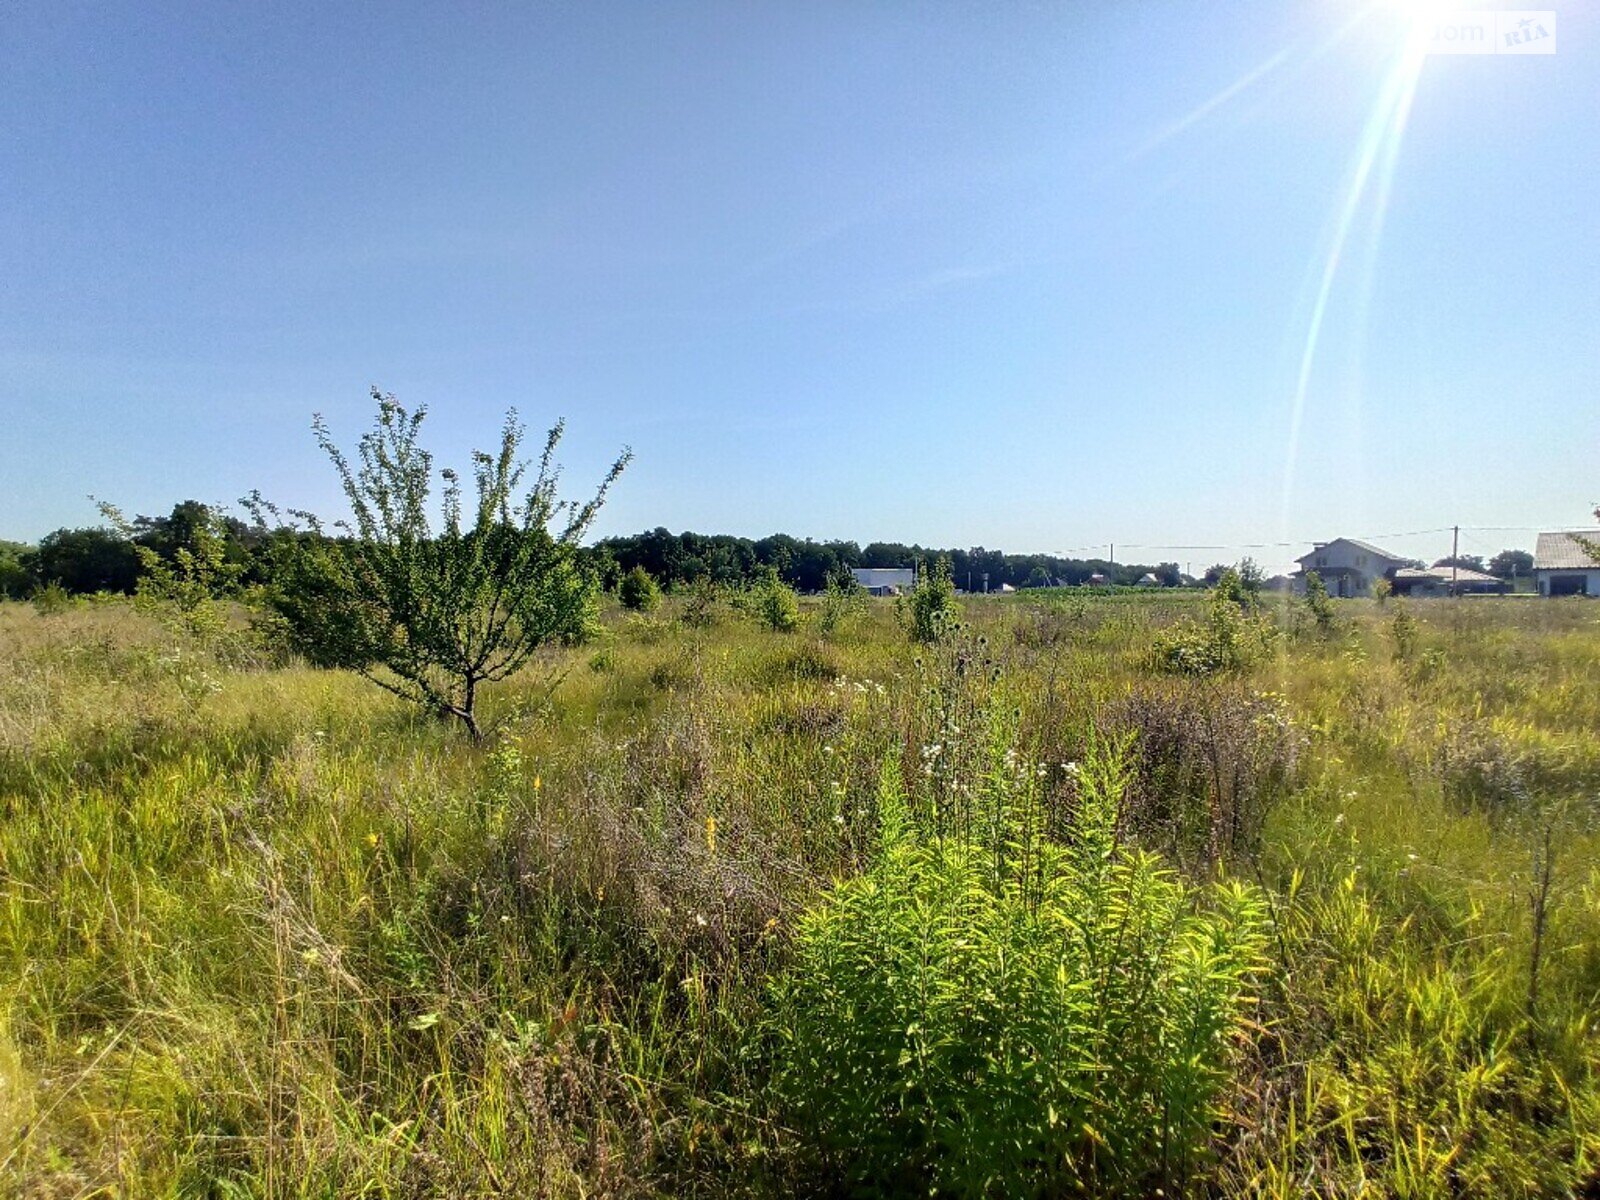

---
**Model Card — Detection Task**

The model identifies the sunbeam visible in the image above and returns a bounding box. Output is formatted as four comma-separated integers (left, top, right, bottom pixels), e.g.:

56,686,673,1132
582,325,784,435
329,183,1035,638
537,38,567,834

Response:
1278,12,1431,537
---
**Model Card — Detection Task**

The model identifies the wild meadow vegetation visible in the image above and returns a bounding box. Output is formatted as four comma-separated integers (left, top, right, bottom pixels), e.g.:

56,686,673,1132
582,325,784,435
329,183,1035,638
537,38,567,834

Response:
4,579,1600,1197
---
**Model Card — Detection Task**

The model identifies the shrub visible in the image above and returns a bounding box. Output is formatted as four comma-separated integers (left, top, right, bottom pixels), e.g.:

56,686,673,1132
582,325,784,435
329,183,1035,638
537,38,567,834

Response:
1302,570,1338,636
900,556,959,644
771,731,1267,1197
96,500,249,651
1110,683,1304,869
618,565,662,612
753,566,799,632
1150,569,1274,675
677,575,720,627
817,572,865,636
28,581,73,616
1389,600,1418,663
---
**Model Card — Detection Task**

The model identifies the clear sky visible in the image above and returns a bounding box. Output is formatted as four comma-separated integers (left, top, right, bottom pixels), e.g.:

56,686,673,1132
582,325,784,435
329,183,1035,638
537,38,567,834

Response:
3,2,1596,573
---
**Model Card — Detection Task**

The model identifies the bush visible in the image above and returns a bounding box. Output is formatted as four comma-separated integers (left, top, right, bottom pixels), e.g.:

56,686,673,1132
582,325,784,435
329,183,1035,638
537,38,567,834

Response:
618,564,662,612
900,556,959,644
677,575,719,627
817,572,865,637
29,581,73,615
1302,570,1338,636
1389,600,1418,663
1111,683,1304,869
1151,569,1274,675
771,731,1267,1196
753,567,799,633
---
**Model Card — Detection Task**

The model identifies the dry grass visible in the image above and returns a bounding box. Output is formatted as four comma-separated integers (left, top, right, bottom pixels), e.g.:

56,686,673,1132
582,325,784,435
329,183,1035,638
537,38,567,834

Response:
3,591,1599,1195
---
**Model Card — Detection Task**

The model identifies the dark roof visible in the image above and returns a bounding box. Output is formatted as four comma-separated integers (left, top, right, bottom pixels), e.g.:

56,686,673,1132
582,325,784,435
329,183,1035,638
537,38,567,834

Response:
1393,565,1500,586
1534,531,1600,571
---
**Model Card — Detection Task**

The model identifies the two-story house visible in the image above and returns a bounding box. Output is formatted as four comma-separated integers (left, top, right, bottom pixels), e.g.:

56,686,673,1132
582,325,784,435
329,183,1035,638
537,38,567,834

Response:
1293,538,1410,598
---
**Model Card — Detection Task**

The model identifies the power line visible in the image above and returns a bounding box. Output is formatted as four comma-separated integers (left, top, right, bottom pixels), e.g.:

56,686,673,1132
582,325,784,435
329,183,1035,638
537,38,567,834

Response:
1050,523,1566,558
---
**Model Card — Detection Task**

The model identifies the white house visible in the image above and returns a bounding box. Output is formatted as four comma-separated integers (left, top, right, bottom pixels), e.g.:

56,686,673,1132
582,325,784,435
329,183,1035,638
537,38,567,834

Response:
1534,531,1600,597
851,567,916,597
1293,538,1410,598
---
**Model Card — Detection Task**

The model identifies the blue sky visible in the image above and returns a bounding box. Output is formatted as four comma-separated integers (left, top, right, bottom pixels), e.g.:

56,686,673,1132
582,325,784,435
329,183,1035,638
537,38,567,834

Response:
3,2,1596,572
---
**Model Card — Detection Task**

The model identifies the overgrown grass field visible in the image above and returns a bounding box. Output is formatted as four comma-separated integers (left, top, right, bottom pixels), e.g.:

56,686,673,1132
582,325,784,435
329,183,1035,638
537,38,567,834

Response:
4,591,1600,1196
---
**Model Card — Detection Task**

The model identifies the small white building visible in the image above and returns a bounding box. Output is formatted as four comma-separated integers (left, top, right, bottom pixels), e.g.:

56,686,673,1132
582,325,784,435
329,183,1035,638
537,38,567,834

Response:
851,567,916,597
1294,538,1410,598
1534,531,1600,597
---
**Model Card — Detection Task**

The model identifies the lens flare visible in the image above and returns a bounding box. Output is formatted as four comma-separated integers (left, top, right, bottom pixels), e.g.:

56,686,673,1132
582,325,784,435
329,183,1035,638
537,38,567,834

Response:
1278,15,1431,536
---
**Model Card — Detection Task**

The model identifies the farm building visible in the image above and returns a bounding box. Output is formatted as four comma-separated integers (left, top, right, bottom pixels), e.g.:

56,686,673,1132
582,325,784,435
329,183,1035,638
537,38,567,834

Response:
1534,531,1600,597
1294,538,1410,598
1389,564,1504,598
851,567,916,597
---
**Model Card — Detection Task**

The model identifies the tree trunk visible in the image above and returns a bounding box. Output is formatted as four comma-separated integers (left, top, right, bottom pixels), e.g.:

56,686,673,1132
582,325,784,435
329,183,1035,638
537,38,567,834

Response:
458,676,481,742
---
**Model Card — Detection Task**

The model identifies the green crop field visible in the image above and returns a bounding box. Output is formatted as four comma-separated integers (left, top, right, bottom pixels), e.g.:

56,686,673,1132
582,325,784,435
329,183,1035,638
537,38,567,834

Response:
4,590,1600,1197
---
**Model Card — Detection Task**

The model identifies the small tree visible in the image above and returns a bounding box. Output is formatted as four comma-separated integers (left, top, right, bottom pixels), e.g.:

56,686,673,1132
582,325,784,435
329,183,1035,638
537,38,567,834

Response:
247,390,629,740
901,556,959,644
96,499,244,640
753,565,800,632
618,564,662,612
818,571,866,636
1302,570,1337,636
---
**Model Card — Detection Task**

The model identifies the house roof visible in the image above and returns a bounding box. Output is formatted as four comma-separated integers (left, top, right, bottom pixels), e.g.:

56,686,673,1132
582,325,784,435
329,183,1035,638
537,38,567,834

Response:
1534,531,1600,571
1295,537,1405,566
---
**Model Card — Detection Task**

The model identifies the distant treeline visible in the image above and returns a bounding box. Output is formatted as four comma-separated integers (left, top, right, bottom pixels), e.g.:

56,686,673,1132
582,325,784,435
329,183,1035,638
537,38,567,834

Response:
1,503,1542,601
0,502,1198,599
594,528,1185,591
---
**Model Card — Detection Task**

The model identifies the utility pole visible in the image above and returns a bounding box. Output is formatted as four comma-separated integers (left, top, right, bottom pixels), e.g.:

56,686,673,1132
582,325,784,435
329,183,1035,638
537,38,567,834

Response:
1452,525,1459,595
